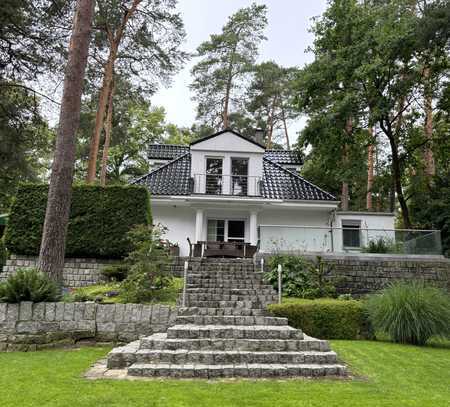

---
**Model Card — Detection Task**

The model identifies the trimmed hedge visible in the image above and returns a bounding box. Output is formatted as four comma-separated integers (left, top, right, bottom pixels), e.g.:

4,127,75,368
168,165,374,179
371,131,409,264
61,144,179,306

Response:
268,298,372,340
0,237,6,270
4,184,151,259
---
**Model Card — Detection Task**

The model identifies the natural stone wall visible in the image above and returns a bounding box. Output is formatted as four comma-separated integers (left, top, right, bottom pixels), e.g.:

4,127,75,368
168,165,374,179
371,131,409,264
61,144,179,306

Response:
2,255,193,286
256,253,450,296
1,255,119,287
0,302,176,351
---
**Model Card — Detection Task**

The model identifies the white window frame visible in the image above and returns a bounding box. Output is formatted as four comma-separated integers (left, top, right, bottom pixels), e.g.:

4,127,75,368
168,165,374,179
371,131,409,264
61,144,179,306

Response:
342,219,362,249
206,218,246,242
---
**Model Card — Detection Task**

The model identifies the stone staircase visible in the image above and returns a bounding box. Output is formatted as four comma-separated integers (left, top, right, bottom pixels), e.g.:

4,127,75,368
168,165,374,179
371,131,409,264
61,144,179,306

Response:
106,258,346,378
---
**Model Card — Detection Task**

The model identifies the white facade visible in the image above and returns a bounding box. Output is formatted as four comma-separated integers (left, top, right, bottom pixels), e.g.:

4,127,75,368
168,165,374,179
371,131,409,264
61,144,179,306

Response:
147,131,397,256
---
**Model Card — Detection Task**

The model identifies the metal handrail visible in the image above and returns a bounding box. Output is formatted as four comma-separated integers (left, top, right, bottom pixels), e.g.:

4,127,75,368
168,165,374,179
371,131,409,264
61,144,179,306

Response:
277,264,282,304
193,173,262,196
259,224,440,233
182,260,188,308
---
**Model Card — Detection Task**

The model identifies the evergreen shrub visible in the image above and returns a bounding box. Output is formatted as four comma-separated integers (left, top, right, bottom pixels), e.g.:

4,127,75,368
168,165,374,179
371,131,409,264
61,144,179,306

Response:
0,268,60,303
269,298,371,340
4,184,151,258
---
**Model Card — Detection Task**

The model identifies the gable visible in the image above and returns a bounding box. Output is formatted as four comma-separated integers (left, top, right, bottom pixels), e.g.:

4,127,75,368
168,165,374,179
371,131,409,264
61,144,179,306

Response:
190,130,265,153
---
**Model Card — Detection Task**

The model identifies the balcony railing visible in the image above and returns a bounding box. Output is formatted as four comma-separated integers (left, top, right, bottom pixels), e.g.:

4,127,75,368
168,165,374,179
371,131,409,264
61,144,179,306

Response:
193,174,262,196
258,225,443,256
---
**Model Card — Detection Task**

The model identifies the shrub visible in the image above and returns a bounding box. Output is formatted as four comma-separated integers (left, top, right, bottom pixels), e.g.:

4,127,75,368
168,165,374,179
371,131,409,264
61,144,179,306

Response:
0,268,60,303
269,298,371,340
4,184,151,258
365,281,450,346
100,264,130,282
121,224,172,303
362,237,402,254
265,255,336,299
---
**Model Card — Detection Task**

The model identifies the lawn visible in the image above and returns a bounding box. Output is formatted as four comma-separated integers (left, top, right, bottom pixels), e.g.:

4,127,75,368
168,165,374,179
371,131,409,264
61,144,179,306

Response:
0,340,449,407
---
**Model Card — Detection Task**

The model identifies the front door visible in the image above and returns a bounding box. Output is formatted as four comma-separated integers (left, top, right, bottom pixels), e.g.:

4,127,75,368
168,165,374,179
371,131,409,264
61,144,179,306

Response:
227,220,245,242
207,219,245,242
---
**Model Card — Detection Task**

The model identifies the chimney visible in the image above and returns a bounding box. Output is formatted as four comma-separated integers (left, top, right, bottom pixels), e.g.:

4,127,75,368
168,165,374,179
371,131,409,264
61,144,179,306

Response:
253,128,265,146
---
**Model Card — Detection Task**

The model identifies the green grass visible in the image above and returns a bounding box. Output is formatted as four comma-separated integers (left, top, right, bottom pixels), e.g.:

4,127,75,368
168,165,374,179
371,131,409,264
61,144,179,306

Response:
63,278,183,306
0,340,449,406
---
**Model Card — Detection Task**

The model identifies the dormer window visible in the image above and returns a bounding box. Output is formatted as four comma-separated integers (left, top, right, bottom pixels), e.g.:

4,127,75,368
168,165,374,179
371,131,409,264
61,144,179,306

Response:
205,157,223,195
231,158,249,196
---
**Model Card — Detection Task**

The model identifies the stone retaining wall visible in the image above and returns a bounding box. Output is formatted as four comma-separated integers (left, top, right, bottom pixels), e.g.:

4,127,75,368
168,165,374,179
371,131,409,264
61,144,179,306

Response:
0,302,176,351
255,253,450,296
1,255,191,286
1,255,119,287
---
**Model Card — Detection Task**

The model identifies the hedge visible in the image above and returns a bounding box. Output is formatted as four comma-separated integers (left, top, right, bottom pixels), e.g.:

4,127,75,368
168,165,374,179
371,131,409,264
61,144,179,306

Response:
4,184,151,259
0,237,6,270
268,298,372,340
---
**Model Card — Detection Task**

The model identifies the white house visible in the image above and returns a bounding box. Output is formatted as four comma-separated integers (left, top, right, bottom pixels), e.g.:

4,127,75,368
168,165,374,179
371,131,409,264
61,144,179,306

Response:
133,129,396,257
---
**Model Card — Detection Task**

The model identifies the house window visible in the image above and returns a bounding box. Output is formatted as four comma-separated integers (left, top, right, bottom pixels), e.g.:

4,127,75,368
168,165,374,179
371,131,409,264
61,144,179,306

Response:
231,158,248,196
205,158,223,194
207,219,225,241
342,220,361,248
207,219,245,242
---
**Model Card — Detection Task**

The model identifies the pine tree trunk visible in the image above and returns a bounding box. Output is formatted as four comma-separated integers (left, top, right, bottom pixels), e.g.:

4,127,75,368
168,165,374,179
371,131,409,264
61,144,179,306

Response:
85,0,141,183
423,66,435,178
341,182,349,211
281,104,290,150
387,131,411,228
86,52,116,183
341,117,352,211
223,80,231,128
266,96,278,149
100,77,115,186
38,0,93,284
366,128,375,211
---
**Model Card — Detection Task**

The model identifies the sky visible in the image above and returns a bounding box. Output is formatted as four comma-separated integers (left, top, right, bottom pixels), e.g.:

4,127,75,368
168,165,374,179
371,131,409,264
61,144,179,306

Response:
152,0,328,146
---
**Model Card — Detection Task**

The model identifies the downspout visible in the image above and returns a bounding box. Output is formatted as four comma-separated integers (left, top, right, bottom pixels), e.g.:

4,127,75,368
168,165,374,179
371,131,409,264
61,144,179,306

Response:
329,209,337,253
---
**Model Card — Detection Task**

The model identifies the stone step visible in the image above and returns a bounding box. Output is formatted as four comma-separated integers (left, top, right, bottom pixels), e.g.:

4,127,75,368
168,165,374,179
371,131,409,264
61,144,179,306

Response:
185,288,276,295
127,362,346,378
166,325,303,340
178,307,269,317
185,293,278,302
109,348,338,368
140,333,330,352
186,283,269,289
197,266,256,271
175,315,288,326
187,300,272,309
187,276,265,283
189,270,263,276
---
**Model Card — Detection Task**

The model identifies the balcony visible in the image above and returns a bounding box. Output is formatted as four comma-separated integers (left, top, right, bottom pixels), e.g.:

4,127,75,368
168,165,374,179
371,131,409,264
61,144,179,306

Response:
193,174,262,197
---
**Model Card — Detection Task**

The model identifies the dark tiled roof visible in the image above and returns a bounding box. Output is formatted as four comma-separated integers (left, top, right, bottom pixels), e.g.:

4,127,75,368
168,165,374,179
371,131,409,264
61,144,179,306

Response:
135,140,334,200
148,144,189,160
264,150,303,165
262,158,336,201
133,153,191,195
